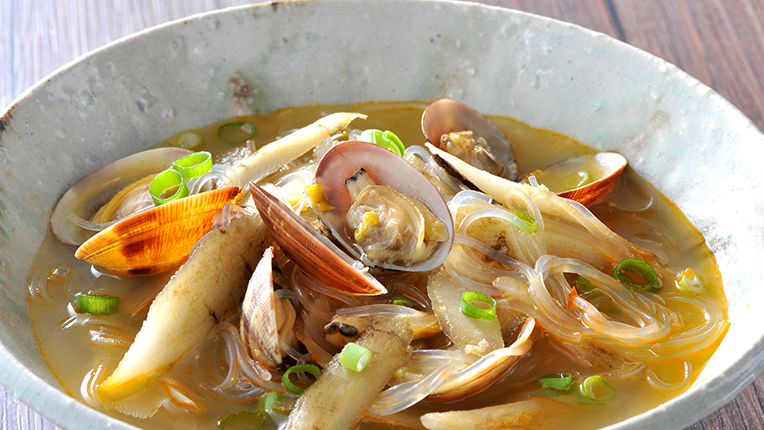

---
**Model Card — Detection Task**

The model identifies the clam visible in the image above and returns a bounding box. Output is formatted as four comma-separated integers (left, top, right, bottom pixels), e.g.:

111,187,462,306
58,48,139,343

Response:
524,152,628,206
249,182,387,296
314,141,455,272
422,99,519,180
240,246,297,370
51,147,193,245
75,187,242,276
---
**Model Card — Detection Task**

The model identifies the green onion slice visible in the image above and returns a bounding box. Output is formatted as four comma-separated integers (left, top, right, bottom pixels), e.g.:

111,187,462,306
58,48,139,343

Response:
218,121,256,144
75,294,119,315
536,372,573,391
510,209,538,234
389,295,415,308
359,129,405,156
460,291,497,321
176,131,203,149
172,151,213,180
579,375,616,401
340,342,372,372
218,411,266,430
282,363,322,395
614,258,661,292
149,169,189,206
676,268,705,295
258,392,280,412
575,275,597,293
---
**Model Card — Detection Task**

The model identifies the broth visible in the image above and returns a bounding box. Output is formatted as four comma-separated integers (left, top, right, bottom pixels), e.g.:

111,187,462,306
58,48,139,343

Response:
28,101,727,429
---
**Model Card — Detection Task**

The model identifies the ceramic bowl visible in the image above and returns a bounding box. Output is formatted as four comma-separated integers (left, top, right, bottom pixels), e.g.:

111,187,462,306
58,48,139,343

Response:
1,1,763,429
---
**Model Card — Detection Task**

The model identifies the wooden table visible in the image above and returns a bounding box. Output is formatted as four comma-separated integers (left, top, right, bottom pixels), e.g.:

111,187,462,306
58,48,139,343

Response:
2,1,763,429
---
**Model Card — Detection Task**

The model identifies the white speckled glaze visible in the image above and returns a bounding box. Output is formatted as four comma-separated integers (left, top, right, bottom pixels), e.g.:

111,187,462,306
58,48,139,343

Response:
1,1,762,429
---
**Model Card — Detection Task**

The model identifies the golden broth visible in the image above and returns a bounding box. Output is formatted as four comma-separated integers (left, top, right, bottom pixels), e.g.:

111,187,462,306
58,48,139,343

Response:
28,101,726,429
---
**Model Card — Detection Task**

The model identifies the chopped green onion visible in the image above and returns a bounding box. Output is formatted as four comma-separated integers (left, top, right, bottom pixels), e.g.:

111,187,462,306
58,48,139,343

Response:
676,268,705,295
75,294,119,315
614,258,661,292
389,295,415,308
176,131,203,149
359,129,405,156
579,375,616,401
282,363,321,395
340,342,372,372
149,169,189,206
218,411,266,430
258,392,280,412
218,121,256,144
575,275,597,293
560,170,593,191
536,372,573,391
172,151,213,180
510,209,538,234
460,291,497,321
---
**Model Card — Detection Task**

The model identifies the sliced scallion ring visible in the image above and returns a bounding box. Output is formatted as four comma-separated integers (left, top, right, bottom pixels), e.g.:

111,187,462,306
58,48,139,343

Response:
218,411,266,430
460,291,497,321
579,375,616,401
149,169,189,206
511,209,538,234
389,295,415,308
340,342,372,372
172,151,213,180
614,258,661,292
282,363,321,395
359,129,405,156
536,372,573,391
218,121,256,144
575,275,597,293
176,130,203,149
75,294,119,315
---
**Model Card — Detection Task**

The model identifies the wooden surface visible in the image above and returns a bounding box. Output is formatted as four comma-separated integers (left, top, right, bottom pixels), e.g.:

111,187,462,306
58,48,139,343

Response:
2,0,764,429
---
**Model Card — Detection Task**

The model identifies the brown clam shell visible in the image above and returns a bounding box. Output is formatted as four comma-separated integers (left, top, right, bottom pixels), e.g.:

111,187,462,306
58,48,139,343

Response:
249,182,386,296
75,187,242,276
555,152,628,206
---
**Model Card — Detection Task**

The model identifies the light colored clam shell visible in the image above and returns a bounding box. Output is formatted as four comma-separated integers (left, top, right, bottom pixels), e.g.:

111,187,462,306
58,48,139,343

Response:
314,141,454,272
74,187,242,275
249,182,387,296
239,246,281,369
422,99,518,180
51,147,193,245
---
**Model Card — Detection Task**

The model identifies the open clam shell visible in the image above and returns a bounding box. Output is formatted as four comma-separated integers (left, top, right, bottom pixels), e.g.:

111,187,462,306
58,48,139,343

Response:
530,152,628,206
314,141,455,273
422,99,519,180
249,182,387,296
51,147,193,245
74,186,242,276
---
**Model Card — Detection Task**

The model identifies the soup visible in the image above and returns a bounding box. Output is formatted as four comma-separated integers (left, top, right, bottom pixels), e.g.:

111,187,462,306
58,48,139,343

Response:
28,101,728,429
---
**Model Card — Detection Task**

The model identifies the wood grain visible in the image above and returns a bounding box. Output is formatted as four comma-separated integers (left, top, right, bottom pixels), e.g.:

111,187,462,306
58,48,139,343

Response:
2,1,764,429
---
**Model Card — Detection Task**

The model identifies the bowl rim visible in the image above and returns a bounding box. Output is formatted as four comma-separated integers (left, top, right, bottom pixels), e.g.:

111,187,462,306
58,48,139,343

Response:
2,1,763,429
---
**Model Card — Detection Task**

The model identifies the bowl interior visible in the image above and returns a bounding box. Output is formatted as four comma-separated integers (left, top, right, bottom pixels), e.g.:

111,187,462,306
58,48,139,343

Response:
2,1,763,429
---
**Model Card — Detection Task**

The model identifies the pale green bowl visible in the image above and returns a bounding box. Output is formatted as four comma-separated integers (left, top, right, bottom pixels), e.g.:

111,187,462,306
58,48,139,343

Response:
1,1,762,429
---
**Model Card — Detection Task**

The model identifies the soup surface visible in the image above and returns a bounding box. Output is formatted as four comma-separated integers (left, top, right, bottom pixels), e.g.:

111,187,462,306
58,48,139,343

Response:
28,101,728,429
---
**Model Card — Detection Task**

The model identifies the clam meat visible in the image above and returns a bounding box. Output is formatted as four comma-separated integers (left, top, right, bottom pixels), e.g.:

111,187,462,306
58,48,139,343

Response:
314,141,454,272
422,99,519,180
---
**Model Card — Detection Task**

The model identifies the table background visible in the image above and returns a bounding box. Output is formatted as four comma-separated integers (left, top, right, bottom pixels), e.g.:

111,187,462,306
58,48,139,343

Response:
2,0,764,429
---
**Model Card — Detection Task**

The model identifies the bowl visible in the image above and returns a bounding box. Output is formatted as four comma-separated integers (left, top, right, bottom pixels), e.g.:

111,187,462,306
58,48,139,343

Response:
2,1,763,429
